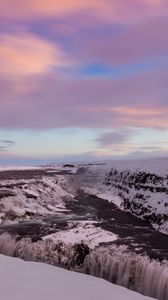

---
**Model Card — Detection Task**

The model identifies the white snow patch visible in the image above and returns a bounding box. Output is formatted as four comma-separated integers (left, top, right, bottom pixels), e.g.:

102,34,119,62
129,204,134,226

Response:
43,221,118,249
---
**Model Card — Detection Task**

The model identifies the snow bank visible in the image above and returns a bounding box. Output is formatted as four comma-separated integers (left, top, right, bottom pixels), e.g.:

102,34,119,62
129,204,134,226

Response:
0,254,154,300
43,221,118,249
0,166,42,171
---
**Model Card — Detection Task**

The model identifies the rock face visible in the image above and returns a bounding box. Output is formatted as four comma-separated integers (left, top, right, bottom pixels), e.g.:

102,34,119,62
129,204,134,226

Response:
63,164,75,168
103,168,168,233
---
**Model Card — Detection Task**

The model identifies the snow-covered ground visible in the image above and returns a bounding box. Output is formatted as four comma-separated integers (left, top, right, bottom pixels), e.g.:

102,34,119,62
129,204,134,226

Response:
0,159,167,234
0,160,167,300
0,254,154,300
0,166,42,171
0,164,78,173
43,220,118,249
0,159,167,237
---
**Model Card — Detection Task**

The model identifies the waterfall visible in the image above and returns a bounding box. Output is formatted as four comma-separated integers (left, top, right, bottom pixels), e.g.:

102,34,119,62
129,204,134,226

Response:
83,247,168,300
0,233,89,269
0,233,168,300
0,233,17,256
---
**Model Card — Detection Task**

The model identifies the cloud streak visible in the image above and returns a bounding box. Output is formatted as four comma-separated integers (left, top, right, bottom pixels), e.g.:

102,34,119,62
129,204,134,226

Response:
0,66,168,130
95,129,133,147
0,140,15,151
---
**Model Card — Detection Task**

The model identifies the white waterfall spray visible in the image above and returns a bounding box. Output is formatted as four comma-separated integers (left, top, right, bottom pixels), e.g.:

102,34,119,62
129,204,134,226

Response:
0,233,17,256
83,247,168,300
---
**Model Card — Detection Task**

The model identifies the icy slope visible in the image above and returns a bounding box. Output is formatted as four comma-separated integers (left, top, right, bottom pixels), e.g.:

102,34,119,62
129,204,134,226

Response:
0,254,154,300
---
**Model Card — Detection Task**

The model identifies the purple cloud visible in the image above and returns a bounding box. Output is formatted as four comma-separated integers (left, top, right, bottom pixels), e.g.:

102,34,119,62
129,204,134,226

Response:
0,66,167,130
95,129,133,147
72,17,168,65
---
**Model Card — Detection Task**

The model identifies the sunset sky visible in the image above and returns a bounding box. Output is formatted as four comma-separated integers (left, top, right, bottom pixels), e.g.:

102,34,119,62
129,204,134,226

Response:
0,0,168,165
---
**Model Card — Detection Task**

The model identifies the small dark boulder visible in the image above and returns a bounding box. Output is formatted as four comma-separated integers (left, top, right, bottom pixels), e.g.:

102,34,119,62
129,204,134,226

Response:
63,164,75,168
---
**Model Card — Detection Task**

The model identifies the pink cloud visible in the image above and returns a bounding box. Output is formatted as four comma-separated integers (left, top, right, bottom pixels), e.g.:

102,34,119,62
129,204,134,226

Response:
0,0,167,24
0,31,69,77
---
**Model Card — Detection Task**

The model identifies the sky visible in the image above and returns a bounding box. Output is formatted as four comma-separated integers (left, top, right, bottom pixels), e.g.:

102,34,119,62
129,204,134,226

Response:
0,0,168,165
